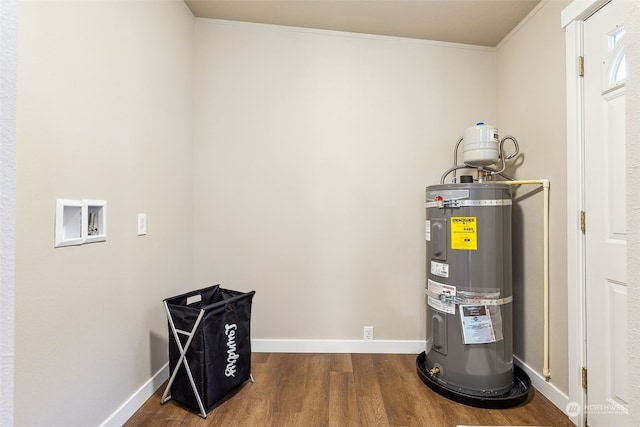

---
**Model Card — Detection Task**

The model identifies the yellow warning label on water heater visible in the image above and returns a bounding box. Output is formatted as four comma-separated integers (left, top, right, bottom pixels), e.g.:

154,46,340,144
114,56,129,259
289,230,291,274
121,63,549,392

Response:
450,216,477,250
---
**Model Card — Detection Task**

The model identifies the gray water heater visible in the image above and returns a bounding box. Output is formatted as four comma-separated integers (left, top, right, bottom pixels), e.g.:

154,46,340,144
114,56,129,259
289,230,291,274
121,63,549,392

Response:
416,182,530,406
416,124,530,407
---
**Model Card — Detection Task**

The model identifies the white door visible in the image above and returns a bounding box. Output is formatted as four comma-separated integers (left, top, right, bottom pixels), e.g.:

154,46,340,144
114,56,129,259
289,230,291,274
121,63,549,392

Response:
583,1,629,425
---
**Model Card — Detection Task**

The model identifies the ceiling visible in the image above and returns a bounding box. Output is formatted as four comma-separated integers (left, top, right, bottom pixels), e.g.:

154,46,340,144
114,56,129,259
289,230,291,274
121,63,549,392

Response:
184,0,541,47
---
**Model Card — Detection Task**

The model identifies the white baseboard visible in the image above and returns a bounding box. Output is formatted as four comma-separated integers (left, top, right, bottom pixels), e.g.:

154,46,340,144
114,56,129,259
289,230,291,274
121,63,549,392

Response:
99,363,169,427
513,356,571,420
251,338,427,354
100,342,571,427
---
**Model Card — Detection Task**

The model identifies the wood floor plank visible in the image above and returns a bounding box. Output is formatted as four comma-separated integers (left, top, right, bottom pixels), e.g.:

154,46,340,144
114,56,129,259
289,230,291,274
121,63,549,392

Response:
375,353,426,426
356,396,391,427
329,353,354,373
270,353,310,414
124,353,574,427
351,353,384,399
295,354,331,426
328,371,358,426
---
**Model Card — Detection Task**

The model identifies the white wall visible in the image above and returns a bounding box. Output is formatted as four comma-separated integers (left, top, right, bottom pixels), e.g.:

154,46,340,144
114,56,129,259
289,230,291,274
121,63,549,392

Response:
626,1,640,422
15,1,194,425
192,19,497,344
496,0,570,394
0,0,17,425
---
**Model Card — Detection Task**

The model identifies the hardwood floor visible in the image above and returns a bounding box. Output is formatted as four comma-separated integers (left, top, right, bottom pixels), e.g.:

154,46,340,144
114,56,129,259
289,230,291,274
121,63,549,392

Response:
125,353,574,426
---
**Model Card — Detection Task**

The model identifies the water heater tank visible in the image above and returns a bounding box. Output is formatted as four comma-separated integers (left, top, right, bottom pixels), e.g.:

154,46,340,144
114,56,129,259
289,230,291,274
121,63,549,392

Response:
417,182,530,406
462,122,499,166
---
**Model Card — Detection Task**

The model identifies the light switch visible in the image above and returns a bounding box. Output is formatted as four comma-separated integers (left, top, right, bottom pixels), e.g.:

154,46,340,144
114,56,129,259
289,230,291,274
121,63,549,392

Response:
137,213,147,236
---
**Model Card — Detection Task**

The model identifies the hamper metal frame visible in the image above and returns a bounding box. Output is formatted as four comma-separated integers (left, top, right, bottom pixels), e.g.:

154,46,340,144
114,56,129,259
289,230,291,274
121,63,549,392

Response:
161,301,208,417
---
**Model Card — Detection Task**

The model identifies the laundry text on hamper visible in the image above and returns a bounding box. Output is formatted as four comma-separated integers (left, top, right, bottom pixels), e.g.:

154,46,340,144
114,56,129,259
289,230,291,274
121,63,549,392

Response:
225,323,239,377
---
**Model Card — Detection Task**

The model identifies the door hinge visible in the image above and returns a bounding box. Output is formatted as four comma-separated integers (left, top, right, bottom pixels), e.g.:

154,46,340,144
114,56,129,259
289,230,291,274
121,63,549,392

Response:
582,366,588,390
579,56,585,77
580,210,586,233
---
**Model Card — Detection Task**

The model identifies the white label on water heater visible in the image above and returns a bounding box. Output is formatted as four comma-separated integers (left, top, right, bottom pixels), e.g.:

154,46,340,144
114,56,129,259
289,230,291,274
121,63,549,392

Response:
430,261,449,278
427,279,456,314
425,220,431,241
460,305,497,344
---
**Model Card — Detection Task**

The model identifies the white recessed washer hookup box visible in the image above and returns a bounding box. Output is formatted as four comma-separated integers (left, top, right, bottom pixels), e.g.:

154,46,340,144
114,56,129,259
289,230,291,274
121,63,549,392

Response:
84,200,107,244
55,199,107,247
55,199,84,247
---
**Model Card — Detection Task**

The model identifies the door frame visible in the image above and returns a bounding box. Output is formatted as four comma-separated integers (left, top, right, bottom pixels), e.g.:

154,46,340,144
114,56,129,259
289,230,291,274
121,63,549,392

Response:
562,1,611,426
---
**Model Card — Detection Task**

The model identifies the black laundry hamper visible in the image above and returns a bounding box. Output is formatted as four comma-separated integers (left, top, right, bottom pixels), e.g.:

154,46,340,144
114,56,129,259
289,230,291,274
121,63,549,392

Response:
160,285,256,418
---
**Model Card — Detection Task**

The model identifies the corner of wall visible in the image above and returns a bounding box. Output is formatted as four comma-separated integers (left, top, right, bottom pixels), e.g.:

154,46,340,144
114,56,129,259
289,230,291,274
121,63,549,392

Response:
0,0,17,424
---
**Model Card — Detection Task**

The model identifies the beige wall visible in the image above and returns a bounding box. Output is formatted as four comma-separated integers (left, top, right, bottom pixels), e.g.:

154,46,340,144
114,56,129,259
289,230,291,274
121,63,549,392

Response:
192,19,497,342
10,0,595,423
15,1,194,425
496,0,570,394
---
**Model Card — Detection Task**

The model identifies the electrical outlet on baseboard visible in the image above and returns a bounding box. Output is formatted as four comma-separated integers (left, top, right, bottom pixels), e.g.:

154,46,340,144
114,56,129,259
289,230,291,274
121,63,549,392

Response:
364,326,374,341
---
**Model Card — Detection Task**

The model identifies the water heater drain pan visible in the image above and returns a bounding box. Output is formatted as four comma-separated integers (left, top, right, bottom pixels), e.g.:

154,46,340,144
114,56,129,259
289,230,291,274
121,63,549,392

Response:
416,352,531,409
